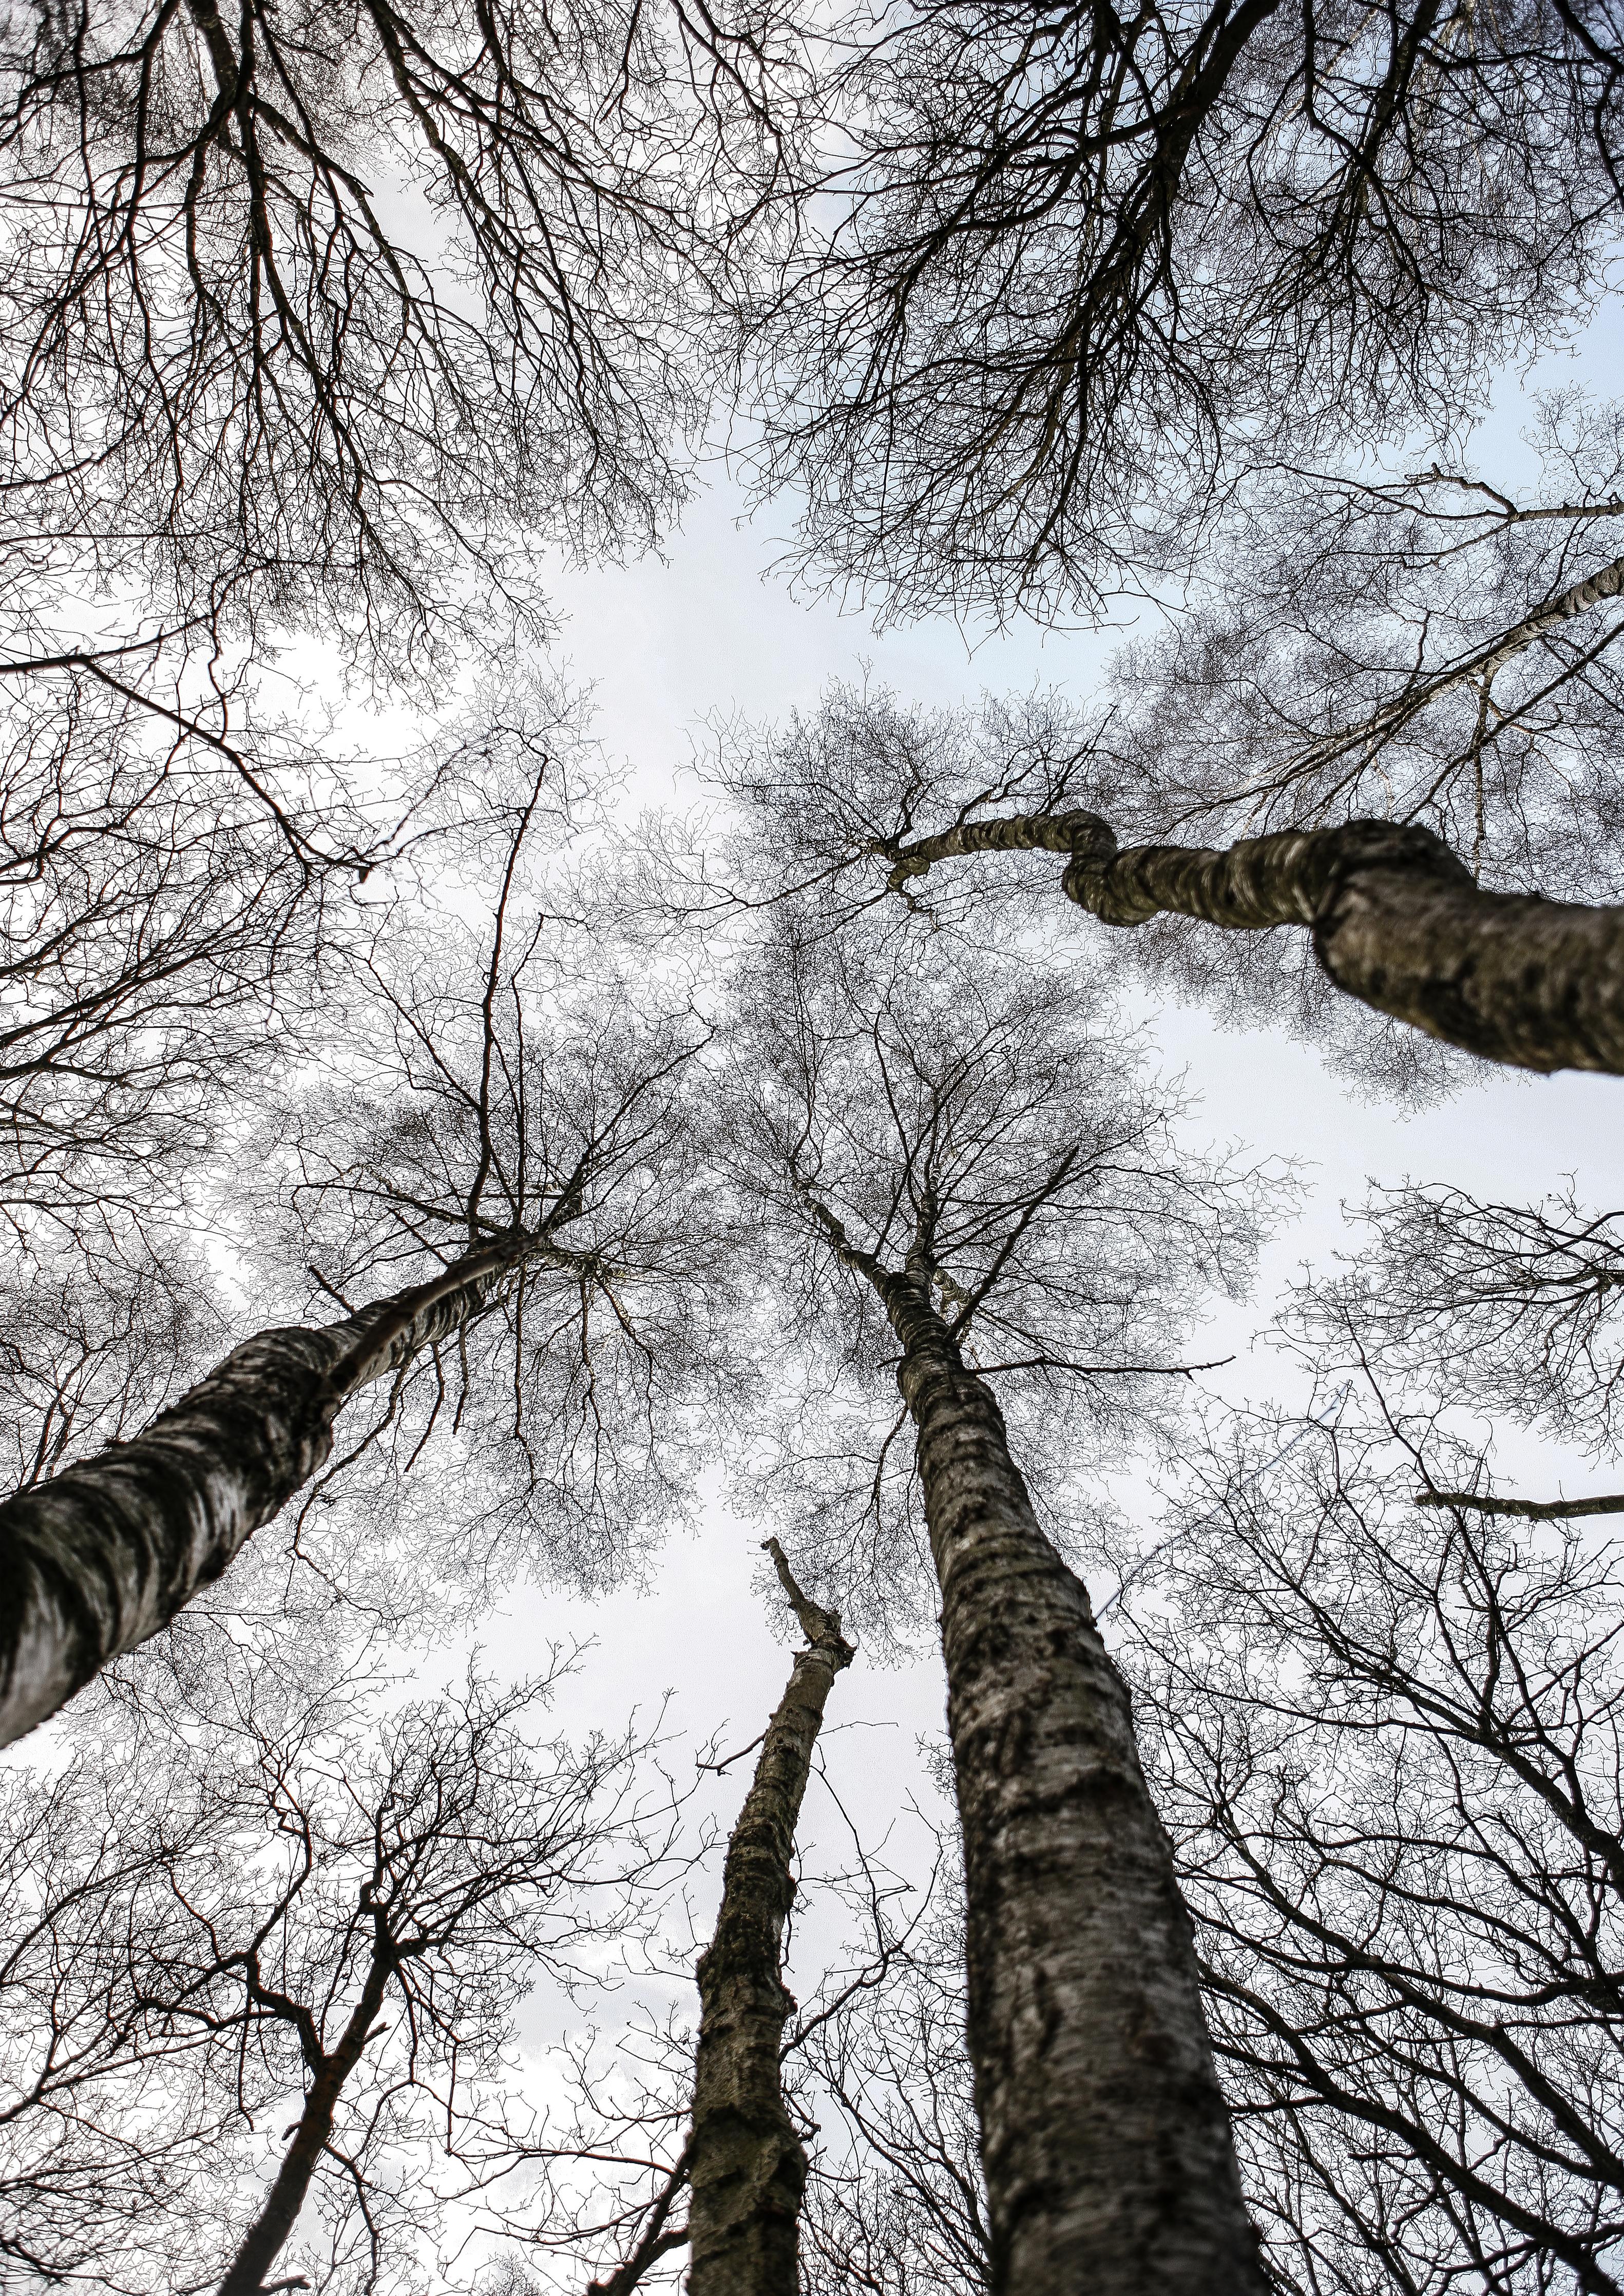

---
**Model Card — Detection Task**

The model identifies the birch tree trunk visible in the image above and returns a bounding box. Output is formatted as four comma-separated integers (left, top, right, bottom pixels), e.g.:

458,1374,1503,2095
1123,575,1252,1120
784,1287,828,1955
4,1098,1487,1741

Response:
888,812,1624,1076
0,1242,525,1746
871,1269,1263,2296
685,1540,853,2296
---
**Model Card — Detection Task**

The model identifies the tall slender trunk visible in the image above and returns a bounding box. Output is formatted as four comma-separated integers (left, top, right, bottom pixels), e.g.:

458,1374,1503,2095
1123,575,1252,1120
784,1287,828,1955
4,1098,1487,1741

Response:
0,1240,526,1746
216,1943,394,2295
872,1270,1263,2296
685,1540,853,2296
887,811,1624,1076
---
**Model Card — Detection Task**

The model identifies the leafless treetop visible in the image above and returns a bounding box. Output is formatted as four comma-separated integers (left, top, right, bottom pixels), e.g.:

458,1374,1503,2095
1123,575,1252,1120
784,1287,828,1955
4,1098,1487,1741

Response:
742,0,1624,619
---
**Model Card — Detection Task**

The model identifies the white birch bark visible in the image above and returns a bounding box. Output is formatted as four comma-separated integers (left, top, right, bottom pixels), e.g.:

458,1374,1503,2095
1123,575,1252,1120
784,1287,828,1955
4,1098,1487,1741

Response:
0,1241,525,1745
685,1541,853,2296
808,1196,1264,2296
888,812,1624,1075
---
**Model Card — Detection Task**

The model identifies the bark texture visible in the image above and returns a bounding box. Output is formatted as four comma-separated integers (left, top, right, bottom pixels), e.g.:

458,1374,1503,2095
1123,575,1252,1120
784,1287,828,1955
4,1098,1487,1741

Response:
876,1270,1264,2296
685,1540,853,2296
0,1242,524,1746
889,812,1624,1076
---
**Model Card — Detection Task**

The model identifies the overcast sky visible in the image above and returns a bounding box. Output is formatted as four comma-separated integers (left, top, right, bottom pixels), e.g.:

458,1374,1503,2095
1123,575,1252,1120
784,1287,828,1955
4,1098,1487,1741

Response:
452,310,1624,2140
31,315,1615,2280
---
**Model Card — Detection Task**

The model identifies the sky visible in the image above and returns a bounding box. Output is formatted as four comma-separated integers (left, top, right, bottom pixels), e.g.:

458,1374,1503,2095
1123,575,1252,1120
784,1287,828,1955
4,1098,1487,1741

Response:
450,328,1624,2139
57,296,1607,2280
17,308,1620,2284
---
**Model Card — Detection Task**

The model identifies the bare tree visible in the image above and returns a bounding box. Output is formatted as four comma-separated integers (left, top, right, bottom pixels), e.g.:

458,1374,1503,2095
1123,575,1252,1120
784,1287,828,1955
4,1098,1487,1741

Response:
1099,407,1624,872
462,1541,857,2296
0,758,736,1744
792,1823,990,2296
740,0,1624,619
707,632,1624,1091
0,0,790,687
1122,1383,1624,2296
0,1639,677,2294
555,1762,990,2296
1295,1181,1624,1459
0,658,561,1674
720,919,1275,2295
0,669,391,1248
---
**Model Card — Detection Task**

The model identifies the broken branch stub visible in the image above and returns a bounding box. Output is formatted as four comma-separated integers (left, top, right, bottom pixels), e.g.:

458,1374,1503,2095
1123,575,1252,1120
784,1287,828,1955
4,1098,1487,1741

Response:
684,1542,854,2296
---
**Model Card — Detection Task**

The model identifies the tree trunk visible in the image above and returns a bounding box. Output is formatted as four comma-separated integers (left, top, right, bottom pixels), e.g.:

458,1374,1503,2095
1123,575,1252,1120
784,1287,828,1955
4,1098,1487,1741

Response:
0,1242,525,1746
889,811,1624,1076
1417,1488,1624,1520
875,1272,1264,2296
216,1947,393,2295
685,1540,853,2296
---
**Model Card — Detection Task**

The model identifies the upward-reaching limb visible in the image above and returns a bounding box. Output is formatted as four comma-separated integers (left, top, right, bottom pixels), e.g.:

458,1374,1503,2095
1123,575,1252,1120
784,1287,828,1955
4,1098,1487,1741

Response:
886,812,1624,1077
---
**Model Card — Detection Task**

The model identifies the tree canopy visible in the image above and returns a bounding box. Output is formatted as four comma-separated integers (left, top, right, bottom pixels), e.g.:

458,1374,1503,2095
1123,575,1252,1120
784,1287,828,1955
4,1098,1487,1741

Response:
4,2,1624,2290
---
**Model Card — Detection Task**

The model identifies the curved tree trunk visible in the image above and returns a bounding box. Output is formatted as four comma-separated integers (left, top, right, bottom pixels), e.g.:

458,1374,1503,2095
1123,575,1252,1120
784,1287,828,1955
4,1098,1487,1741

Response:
871,1269,1263,2296
888,811,1624,1076
0,1241,526,1746
685,1540,853,2296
